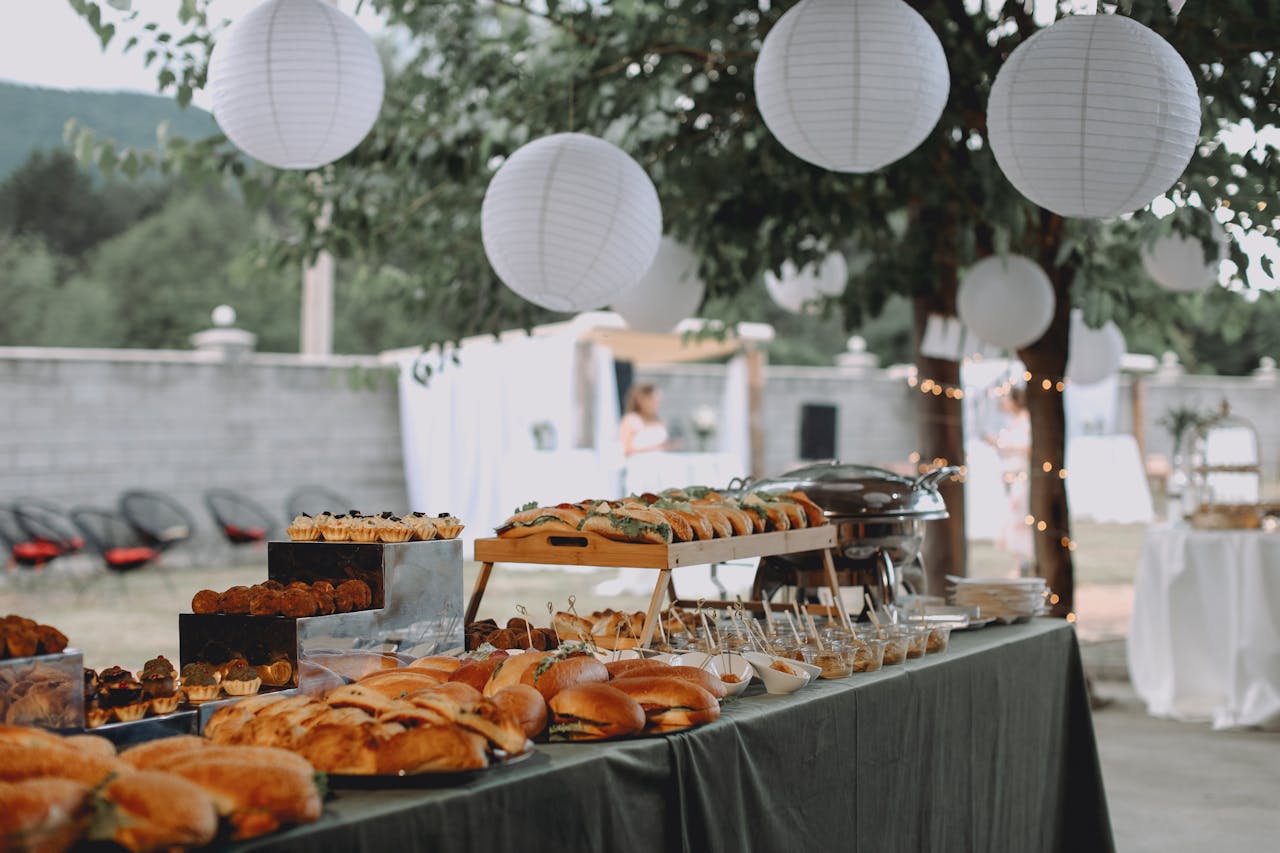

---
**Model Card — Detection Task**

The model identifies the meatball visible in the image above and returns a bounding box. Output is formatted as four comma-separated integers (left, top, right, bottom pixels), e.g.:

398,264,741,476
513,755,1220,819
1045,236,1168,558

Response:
218,585,252,615
279,588,319,619
248,588,282,617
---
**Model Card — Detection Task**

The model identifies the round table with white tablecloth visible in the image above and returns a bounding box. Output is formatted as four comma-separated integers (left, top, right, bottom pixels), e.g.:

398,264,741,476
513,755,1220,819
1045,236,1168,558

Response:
1128,524,1280,728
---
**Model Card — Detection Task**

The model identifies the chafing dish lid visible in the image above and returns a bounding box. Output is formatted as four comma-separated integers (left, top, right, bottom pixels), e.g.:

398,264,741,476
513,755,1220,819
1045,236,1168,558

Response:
749,461,953,520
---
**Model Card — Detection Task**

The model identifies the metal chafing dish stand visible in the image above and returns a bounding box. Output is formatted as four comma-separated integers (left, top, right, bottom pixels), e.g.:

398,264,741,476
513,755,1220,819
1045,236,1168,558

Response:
741,462,960,612
179,539,464,691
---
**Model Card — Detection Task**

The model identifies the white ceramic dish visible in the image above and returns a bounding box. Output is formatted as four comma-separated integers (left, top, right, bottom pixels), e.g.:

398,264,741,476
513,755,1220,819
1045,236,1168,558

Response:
742,652,809,694
592,648,643,664
670,652,756,697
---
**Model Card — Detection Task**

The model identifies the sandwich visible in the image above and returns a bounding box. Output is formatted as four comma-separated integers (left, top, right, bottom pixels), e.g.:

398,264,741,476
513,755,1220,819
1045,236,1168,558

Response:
520,654,609,702
376,725,488,775
490,685,548,740
578,504,673,544
495,504,586,538
607,676,721,733
547,684,646,741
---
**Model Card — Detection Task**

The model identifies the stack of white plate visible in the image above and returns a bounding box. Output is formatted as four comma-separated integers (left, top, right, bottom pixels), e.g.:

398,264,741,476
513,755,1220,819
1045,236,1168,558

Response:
946,576,1048,623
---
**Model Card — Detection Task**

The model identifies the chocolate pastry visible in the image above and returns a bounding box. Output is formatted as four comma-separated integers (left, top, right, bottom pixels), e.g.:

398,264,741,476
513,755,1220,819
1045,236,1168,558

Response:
279,588,319,619
218,586,252,615
192,589,221,614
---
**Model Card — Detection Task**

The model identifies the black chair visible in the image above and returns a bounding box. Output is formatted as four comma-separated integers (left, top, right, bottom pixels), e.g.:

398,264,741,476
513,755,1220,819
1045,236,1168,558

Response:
69,506,164,592
12,500,85,557
0,505,62,570
204,489,276,546
284,485,353,521
119,490,197,552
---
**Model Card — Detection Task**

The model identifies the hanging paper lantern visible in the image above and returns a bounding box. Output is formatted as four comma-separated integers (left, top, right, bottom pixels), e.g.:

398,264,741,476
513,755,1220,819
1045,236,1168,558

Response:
987,14,1200,219
957,255,1055,351
481,133,662,313
753,0,950,173
610,238,706,333
1140,226,1226,293
1067,310,1126,386
207,0,385,170
764,253,849,314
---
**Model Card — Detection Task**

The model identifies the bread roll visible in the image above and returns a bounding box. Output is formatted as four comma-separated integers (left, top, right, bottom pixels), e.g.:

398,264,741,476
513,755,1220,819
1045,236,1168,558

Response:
482,653,551,697
496,506,585,538
490,685,547,740
62,733,115,761
607,676,720,732
376,725,488,774
0,778,90,853
408,656,462,674
101,771,219,852
119,735,208,770
0,744,123,786
453,698,528,754
605,659,671,679
521,655,609,702
449,657,506,691
548,684,645,741
409,682,482,705
296,722,387,775
165,760,322,840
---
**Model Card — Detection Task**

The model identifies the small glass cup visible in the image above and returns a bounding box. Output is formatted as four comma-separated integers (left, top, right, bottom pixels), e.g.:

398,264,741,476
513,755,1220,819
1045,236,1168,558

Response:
850,639,886,673
904,625,930,659
805,641,853,679
877,629,910,666
926,625,953,655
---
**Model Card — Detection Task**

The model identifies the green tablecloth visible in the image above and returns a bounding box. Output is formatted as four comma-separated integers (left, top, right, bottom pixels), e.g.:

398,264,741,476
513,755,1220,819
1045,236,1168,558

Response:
240,619,1113,853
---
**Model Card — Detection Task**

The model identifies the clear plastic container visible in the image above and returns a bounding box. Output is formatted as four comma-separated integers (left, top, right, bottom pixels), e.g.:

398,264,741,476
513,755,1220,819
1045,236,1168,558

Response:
803,641,853,679
926,625,952,654
905,626,930,659
851,639,886,673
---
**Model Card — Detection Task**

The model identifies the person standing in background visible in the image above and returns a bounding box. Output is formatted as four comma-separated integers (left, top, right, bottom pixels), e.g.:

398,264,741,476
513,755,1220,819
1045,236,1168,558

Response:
620,383,674,456
989,385,1034,575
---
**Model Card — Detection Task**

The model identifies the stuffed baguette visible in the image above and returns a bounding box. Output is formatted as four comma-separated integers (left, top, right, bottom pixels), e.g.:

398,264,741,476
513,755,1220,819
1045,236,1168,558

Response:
495,505,585,538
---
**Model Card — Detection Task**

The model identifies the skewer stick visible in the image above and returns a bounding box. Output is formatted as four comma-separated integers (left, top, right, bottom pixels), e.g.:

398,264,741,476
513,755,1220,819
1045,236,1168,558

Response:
762,598,775,634
864,593,882,630
805,611,824,651
791,600,804,629
785,611,803,645
656,608,669,647
516,604,535,650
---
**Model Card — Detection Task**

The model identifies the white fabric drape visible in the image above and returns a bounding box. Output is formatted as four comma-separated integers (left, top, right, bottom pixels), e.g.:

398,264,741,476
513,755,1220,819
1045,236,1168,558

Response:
1129,525,1280,729
718,354,751,475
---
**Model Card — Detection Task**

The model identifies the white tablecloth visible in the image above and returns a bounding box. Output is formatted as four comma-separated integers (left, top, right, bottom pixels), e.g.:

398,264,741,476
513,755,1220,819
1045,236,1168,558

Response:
1129,525,1280,728
622,451,744,497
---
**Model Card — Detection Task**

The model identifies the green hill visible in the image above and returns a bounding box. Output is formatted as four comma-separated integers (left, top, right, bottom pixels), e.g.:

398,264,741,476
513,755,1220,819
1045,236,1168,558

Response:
0,80,217,178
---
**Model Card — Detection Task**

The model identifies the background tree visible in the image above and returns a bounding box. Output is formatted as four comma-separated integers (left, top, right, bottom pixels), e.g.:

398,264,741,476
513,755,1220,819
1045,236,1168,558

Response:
69,0,1280,611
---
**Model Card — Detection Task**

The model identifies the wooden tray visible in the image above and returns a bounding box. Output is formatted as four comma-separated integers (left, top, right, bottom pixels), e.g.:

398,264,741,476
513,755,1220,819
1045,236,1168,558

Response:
473,526,837,569
468,526,845,647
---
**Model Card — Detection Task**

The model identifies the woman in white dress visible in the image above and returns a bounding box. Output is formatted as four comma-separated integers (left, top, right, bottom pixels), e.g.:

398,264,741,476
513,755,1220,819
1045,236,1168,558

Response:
620,383,672,457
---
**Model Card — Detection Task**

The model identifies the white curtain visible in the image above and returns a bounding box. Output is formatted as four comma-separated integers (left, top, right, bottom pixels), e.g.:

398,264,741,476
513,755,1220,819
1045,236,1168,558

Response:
718,354,751,475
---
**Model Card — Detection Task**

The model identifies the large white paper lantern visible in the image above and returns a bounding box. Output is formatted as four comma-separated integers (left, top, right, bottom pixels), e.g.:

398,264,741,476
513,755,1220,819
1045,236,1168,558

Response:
207,0,384,170
754,0,950,173
957,255,1055,351
481,133,662,313
987,14,1200,219
610,238,706,333
1140,226,1227,293
1067,310,1126,386
764,252,849,314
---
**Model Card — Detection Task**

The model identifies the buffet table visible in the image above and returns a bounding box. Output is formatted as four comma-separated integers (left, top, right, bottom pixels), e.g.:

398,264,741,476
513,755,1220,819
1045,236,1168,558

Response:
1129,524,1280,729
241,620,1112,853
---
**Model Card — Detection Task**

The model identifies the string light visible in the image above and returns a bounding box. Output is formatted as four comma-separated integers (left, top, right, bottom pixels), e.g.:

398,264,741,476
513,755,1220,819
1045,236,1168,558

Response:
1065,612,1077,623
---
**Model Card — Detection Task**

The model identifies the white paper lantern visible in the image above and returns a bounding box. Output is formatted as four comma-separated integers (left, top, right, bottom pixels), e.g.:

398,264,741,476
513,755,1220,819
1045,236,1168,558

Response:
1140,226,1227,293
481,133,662,313
764,253,849,314
207,0,384,170
754,0,950,173
987,14,1200,219
957,255,1055,351
610,238,706,333
1067,310,1126,386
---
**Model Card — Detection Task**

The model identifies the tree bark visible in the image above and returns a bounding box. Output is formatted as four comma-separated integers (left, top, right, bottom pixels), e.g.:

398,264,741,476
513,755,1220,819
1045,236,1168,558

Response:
912,286,967,598
1018,220,1076,619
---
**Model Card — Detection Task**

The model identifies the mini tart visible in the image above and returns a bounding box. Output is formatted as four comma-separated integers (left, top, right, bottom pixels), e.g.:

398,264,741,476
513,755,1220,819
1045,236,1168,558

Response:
319,515,351,542
85,704,113,728
183,683,221,703
433,514,465,540
113,701,149,723
348,516,382,543
379,516,413,543
222,676,262,696
408,514,437,541
286,513,321,542
149,694,181,715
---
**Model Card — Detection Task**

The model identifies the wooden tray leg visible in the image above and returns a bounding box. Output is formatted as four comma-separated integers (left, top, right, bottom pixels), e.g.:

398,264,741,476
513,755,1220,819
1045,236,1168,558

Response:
464,562,494,625
638,568,672,649
821,549,853,631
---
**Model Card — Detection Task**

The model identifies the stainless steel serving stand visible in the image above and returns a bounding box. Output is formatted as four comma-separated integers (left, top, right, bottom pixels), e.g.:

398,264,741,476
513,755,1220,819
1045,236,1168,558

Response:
179,539,464,692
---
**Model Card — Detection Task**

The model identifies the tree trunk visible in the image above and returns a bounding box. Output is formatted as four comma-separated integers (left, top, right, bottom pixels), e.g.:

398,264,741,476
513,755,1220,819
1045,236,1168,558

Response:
913,286,967,598
1018,225,1076,619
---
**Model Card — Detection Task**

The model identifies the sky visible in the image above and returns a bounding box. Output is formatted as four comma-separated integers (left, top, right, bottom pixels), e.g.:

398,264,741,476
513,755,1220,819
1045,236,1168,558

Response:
0,0,382,109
